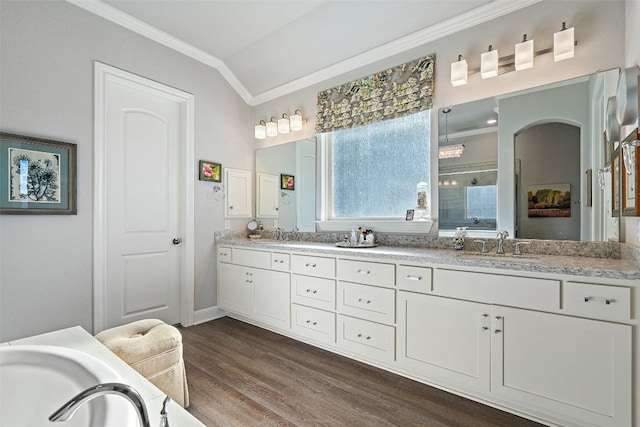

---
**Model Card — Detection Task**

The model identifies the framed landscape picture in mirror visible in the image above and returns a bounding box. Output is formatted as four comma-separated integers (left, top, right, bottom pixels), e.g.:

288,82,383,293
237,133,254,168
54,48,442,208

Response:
622,128,639,216
0,132,77,214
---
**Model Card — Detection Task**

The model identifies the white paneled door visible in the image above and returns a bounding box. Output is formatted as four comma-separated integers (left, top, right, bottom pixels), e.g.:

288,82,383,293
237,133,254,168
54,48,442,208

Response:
94,63,194,332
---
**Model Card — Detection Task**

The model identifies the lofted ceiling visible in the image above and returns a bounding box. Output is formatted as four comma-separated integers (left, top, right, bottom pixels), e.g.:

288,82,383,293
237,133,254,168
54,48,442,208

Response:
68,0,540,105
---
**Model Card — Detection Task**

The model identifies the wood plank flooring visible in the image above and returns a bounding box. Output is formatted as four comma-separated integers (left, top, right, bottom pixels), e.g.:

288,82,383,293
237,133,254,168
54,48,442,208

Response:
181,317,544,427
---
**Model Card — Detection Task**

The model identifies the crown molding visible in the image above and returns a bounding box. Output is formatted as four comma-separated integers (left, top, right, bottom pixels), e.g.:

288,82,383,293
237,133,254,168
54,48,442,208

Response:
67,0,541,107
66,0,253,104
249,0,542,105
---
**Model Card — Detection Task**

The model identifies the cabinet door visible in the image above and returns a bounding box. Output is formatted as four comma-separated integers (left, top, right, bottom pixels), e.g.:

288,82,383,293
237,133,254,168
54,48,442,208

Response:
491,306,631,427
397,292,490,392
218,263,251,315
252,269,290,330
256,173,279,218
225,168,252,218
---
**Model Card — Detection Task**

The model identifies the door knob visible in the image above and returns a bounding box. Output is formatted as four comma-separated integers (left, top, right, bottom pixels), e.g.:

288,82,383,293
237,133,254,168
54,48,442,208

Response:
172,238,182,245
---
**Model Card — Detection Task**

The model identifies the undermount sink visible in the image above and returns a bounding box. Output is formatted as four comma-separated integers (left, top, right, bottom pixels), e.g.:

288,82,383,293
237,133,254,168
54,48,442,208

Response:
0,345,136,427
457,252,541,262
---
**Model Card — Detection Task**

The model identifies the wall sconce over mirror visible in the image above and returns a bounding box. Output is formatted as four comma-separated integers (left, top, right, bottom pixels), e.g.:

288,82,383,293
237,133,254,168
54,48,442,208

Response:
450,21,578,86
255,110,304,139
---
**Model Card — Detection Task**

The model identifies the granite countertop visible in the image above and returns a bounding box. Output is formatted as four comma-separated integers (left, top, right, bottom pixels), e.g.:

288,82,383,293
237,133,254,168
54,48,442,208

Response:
217,238,640,281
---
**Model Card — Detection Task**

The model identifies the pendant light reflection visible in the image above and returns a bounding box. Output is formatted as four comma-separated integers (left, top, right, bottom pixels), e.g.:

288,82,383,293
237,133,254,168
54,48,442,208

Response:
439,107,465,159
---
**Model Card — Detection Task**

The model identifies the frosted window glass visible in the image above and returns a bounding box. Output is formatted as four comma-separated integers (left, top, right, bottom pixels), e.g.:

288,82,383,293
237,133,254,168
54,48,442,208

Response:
467,185,497,219
330,110,430,218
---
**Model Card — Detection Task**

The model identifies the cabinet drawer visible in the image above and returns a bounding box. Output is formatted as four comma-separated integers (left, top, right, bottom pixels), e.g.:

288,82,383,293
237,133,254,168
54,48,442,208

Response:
338,282,395,324
397,265,432,293
337,259,395,288
271,252,290,271
292,304,336,344
433,269,560,311
291,274,336,311
337,315,395,363
232,248,271,269
563,282,631,321
291,254,335,278
217,246,232,262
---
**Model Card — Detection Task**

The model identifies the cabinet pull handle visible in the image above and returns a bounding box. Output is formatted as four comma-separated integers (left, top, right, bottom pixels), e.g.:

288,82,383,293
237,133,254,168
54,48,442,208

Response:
357,269,370,275
494,315,503,334
358,298,371,304
356,333,371,340
279,260,284,264
405,275,422,281
306,320,318,326
481,313,489,331
305,263,317,268
584,296,612,305
229,206,233,210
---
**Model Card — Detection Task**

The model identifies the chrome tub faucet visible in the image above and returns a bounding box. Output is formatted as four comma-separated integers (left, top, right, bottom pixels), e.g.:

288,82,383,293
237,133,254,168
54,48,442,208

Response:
49,382,150,427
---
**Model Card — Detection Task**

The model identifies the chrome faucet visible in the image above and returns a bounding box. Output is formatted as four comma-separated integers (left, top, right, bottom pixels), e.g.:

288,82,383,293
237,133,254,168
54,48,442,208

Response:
275,227,284,240
49,382,150,427
496,230,509,254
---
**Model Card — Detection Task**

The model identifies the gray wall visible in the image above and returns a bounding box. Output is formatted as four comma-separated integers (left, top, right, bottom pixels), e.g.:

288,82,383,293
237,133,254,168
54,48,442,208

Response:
0,1,253,341
516,123,581,240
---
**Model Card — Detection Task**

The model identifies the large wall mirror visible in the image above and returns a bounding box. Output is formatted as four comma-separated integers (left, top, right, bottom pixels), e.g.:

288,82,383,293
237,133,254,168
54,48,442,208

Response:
255,137,317,232
438,69,621,242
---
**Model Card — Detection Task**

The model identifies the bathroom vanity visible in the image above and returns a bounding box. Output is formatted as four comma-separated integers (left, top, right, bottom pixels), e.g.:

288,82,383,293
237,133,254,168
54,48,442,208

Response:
216,238,639,427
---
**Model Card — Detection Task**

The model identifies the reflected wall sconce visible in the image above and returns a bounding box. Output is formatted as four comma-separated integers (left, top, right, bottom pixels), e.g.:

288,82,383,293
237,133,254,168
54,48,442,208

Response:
255,110,304,139
450,22,578,86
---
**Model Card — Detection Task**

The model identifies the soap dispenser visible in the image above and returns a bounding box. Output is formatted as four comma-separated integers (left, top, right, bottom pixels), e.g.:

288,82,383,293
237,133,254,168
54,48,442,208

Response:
453,226,467,250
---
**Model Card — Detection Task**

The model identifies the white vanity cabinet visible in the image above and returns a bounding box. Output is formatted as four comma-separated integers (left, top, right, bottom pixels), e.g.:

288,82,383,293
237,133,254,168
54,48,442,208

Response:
217,247,290,330
399,270,632,427
216,242,637,427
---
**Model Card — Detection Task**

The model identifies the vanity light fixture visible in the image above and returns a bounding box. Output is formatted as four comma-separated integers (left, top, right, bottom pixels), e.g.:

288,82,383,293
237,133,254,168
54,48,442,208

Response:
290,110,303,131
450,22,577,86
254,120,267,139
553,22,574,62
255,110,305,139
515,34,534,71
481,45,499,79
266,117,278,137
487,118,498,125
277,113,291,134
450,55,468,86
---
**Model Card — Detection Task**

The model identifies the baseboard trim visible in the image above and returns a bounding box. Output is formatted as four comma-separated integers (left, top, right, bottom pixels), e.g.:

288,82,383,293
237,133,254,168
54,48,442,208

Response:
193,307,227,325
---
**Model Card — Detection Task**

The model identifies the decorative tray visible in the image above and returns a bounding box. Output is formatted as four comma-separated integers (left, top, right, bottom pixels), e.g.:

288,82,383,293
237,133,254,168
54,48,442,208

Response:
335,242,378,249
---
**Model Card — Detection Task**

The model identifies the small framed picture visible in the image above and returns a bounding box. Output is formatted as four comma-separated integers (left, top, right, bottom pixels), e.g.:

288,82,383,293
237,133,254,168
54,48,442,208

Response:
281,174,295,190
405,209,414,221
199,160,221,182
1,132,77,215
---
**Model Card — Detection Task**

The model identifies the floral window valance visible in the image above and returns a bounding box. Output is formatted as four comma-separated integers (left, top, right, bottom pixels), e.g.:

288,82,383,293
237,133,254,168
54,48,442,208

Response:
315,54,435,134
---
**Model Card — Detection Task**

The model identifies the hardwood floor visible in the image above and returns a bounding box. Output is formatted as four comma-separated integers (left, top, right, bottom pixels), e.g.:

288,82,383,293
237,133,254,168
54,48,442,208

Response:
181,318,543,427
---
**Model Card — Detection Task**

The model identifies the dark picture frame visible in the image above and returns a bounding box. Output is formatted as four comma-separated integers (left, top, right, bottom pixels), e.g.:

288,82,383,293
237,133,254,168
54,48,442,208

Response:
281,174,295,190
405,209,415,221
199,160,221,182
0,132,77,215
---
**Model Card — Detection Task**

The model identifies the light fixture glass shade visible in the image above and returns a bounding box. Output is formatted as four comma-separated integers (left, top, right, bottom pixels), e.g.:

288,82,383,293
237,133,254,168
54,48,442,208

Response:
553,24,574,62
481,47,498,79
450,56,468,87
622,141,637,175
266,118,278,137
290,110,303,131
254,121,267,139
515,37,534,71
278,114,290,134
438,144,465,159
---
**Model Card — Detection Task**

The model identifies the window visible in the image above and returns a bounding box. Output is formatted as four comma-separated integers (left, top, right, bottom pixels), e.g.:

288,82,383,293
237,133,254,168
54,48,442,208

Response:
323,109,431,222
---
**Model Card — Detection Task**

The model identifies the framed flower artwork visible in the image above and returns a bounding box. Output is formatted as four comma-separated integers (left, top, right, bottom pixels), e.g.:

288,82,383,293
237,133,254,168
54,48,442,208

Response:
199,160,221,182
280,174,294,190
